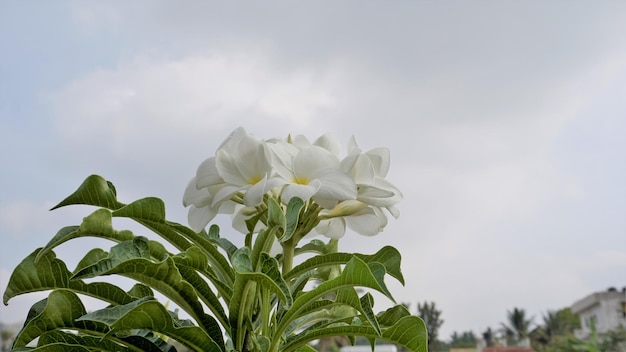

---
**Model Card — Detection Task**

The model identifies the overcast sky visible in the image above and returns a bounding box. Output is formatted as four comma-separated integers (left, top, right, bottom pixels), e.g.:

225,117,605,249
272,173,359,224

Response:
1,0,625,340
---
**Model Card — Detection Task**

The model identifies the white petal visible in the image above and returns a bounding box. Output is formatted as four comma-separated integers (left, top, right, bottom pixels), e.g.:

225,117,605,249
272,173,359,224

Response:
243,175,267,207
315,218,346,239
231,206,265,234
386,205,400,219
357,183,397,207
292,134,312,148
348,154,376,184
340,151,360,174
188,205,217,232
216,149,248,186
345,207,387,236
183,177,212,207
211,184,241,206
233,134,272,183
218,126,247,152
313,168,357,208
196,157,224,188
313,133,341,157
347,135,360,154
266,140,298,180
293,146,340,179
365,147,390,177
281,181,321,204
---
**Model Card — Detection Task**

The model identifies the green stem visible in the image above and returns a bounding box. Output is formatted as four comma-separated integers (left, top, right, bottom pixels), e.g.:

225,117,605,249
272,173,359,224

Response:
328,239,340,279
281,240,295,275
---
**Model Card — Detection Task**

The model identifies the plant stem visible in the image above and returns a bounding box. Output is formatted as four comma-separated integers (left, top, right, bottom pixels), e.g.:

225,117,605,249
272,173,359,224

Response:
281,240,295,275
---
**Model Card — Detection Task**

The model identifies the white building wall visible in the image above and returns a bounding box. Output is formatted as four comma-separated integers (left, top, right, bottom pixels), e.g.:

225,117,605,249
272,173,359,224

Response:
572,289,626,339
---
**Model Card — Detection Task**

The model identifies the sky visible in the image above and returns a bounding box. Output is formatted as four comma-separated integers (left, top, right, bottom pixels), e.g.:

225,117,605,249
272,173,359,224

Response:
1,0,625,340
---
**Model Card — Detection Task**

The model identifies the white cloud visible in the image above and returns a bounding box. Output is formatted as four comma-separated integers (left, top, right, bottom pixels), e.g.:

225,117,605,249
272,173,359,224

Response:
51,51,340,150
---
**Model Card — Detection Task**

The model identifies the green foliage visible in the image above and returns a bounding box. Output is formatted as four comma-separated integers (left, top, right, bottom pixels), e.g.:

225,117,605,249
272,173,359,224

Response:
3,175,427,352
415,301,443,351
534,319,626,352
449,330,476,348
531,307,581,349
500,307,534,344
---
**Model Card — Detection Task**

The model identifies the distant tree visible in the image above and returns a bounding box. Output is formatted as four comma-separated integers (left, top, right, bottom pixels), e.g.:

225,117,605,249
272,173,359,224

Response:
482,327,495,347
416,301,444,351
500,307,534,344
530,307,581,350
449,330,477,348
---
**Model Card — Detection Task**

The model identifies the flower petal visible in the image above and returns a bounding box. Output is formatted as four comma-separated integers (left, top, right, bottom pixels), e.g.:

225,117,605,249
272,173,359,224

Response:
243,175,267,207
196,157,223,189
293,146,341,178
365,147,391,177
183,177,212,207
313,168,357,208
211,184,241,207
345,207,387,236
188,205,218,232
315,218,346,239
281,181,321,204
313,133,341,157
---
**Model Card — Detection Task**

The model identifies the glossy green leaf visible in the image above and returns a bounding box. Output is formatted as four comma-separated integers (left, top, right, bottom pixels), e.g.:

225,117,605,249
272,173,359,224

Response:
285,246,404,285
70,238,224,348
78,297,222,352
38,330,137,352
12,290,109,348
51,175,124,210
283,197,305,243
36,209,134,262
273,257,393,347
267,197,286,235
282,315,427,352
3,249,136,306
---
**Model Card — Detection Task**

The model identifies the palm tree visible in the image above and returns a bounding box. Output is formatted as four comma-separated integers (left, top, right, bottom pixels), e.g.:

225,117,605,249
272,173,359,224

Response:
501,307,534,345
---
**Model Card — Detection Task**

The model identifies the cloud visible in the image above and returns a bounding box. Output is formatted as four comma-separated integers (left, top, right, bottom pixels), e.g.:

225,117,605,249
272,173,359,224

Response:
51,50,341,148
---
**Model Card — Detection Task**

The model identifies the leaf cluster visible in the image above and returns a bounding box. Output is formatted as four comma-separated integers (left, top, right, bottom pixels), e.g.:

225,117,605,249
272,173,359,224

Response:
3,175,427,352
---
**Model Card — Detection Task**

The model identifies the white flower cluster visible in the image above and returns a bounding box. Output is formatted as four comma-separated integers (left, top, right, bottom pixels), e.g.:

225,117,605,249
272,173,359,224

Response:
183,127,402,239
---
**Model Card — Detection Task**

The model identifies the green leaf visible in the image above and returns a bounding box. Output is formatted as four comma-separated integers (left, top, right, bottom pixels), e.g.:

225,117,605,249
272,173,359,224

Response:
377,304,412,327
70,238,224,349
283,197,305,242
267,197,286,236
207,225,238,257
36,209,134,262
167,222,235,284
51,175,124,210
78,297,222,352
3,249,136,307
274,257,393,343
19,343,93,352
112,200,193,254
282,316,428,352
258,252,292,308
112,197,167,223
285,246,405,285
38,330,136,352
12,290,109,348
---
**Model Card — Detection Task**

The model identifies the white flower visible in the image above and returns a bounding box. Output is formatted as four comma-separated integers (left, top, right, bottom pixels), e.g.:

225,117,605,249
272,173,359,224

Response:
316,202,388,239
272,144,357,209
212,127,283,207
313,137,403,239
342,137,402,216
183,176,235,232
184,128,402,238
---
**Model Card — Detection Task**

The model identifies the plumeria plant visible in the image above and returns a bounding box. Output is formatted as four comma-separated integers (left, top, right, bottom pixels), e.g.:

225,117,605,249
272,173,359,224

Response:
3,127,427,352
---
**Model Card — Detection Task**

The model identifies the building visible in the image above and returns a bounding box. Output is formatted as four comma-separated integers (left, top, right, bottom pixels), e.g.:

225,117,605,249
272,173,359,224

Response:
571,287,626,339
